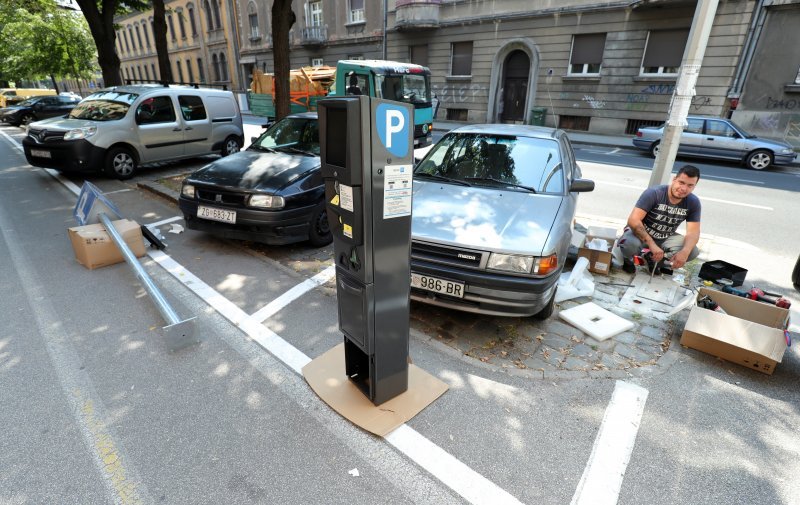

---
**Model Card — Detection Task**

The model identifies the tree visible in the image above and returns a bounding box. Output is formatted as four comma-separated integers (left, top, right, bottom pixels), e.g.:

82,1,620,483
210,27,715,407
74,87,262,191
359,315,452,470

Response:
271,0,296,120
151,0,172,82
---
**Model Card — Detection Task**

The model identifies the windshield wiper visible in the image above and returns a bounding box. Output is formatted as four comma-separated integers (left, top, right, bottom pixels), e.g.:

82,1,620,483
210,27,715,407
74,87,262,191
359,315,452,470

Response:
414,172,471,186
279,146,317,156
464,177,536,193
252,145,278,153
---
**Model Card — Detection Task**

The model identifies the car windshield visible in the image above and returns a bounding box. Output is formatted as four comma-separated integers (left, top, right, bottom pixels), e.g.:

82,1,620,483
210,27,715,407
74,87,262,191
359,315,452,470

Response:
414,132,565,194
17,98,38,106
252,117,319,155
727,119,755,138
376,73,431,104
68,99,132,121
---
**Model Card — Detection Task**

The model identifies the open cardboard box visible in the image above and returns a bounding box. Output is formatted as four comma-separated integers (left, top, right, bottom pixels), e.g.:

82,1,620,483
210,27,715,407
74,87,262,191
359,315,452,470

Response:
577,226,617,275
680,287,789,375
68,219,146,270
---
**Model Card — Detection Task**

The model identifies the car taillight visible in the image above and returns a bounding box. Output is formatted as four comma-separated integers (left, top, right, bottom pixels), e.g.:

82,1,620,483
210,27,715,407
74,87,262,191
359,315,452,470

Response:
636,131,643,137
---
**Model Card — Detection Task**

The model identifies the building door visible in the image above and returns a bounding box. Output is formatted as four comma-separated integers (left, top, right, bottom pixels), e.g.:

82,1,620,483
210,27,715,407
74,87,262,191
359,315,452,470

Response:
501,50,530,122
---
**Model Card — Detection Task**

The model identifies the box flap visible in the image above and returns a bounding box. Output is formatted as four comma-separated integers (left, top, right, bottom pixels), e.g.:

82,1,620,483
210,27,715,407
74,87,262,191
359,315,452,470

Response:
302,344,448,437
699,288,789,330
586,226,617,241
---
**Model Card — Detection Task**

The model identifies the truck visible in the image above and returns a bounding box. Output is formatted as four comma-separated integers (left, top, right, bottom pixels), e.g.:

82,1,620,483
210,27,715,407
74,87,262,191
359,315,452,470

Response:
248,60,434,148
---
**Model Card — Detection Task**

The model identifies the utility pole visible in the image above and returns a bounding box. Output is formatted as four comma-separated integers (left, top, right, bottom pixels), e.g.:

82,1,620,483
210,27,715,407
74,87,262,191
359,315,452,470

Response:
382,0,388,60
648,0,720,187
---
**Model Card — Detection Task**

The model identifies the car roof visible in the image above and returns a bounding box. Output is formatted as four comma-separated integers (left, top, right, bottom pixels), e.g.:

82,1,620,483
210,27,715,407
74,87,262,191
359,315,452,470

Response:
449,123,562,140
96,84,232,96
288,112,318,119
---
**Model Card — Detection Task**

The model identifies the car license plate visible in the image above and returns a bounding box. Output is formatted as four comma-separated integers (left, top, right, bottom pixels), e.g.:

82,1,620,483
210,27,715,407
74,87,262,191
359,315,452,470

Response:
411,273,464,298
197,205,236,224
30,149,51,158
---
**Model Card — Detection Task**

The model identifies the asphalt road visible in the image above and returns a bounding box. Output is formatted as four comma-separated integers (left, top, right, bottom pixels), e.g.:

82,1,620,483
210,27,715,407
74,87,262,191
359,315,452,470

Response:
1,123,799,505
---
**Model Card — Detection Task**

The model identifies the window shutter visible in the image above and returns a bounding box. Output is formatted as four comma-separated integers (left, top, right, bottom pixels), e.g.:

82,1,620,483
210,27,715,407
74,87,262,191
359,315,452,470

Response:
571,33,606,65
643,29,689,68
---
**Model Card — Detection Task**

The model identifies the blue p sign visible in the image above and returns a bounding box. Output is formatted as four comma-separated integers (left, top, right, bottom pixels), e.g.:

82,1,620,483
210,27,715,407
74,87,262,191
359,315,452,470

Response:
376,103,410,158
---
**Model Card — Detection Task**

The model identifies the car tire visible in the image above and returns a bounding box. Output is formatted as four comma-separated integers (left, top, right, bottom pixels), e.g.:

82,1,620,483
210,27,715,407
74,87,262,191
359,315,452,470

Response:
792,254,800,292
307,202,332,247
20,114,36,126
745,149,773,170
649,141,660,158
532,290,556,320
104,146,137,180
222,136,241,156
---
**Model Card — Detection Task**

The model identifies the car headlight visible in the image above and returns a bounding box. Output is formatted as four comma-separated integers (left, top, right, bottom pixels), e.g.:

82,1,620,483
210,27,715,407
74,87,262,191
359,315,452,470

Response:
249,194,285,209
181,184,195,198
487,253,534,274
63,126,97,140
532,254,559,275
781,147,794,154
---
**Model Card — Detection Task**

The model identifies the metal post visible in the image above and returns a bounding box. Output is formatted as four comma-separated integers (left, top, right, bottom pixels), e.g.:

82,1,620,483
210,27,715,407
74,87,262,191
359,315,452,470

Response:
98,213,197,350
649,0,719,187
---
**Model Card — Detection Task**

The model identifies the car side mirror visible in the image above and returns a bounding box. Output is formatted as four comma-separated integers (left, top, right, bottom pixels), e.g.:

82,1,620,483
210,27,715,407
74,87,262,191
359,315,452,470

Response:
570,178,595,193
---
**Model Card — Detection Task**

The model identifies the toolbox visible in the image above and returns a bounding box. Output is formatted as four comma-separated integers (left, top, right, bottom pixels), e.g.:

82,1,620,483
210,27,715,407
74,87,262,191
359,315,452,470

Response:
698,260,747,287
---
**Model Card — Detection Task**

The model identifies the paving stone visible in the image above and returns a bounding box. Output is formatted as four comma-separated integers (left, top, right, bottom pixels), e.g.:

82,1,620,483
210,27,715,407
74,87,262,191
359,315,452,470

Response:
522,357,556,371
639,325,666,342
570,343,596,358
541,334,572,352
601,353,630,369
614,331,637,345
556,299,582,311
538,345,562,367
635,339,666,356
562,356,592,370
585,337,616,351
592,289,621,305
541,320,582,338
614,343,651,363
519,325,547,341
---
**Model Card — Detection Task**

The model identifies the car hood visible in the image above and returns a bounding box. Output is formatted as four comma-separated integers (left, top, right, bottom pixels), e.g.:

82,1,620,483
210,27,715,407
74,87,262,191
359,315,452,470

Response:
411,180,563,256
188,149,320,191
27,116,94,130
750,135,794,150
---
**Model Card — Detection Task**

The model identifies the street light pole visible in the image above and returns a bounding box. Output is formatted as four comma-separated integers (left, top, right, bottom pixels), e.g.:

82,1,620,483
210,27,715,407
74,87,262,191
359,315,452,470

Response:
648,0,720,187
382,0,388,60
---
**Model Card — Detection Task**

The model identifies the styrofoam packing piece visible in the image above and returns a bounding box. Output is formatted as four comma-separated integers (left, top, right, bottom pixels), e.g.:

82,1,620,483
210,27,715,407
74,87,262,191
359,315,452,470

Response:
586,238,610,252
559,302,636,341
556,260,595,303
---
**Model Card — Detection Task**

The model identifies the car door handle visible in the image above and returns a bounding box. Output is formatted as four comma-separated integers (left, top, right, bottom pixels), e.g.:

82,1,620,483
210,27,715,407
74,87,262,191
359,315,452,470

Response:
184,126,193,131
173,127,182,131
706,137,714,141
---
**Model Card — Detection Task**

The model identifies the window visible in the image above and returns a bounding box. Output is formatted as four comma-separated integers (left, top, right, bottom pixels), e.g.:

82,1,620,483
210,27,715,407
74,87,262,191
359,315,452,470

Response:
123,28,131,53
409,44,429,67
135,25,144,51
136,96,176,124
348,0,364,23
308,1,322,27
311,58,324,67
450,41,473,76
177,9,187,39
176,60,184,83
186,59,194,82
187,6,197,37
641,29,689,75
558,115,591,131
204,0,215,30
345,73,369,95
143,22,151,47
569,33,605,75
211,0,221,30
212,54,220,81
167,14,177,41
151,63,157,80
136,66,142,80
144,65,150,80
124,67,130,80
348,54,365,60
705,119,736,138
248,2,259,38
179,95,207,121
684,118,704,134
446,108,468,121
219,53,228,81
197,58,205,82
795,67,800,84
128,27,135,51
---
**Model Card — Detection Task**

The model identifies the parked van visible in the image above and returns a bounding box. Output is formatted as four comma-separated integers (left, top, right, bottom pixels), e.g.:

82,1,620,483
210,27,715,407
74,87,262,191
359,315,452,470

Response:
0,88,57,107
22,84,244,179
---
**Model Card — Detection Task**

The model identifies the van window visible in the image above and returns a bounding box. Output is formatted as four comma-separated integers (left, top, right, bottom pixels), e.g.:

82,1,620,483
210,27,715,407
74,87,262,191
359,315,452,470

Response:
205,95,236,120
179,95,207,121
136,96,176,124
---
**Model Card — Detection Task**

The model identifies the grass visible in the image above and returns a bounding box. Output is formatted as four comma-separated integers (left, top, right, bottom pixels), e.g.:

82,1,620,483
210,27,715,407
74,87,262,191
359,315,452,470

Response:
157,173,190,193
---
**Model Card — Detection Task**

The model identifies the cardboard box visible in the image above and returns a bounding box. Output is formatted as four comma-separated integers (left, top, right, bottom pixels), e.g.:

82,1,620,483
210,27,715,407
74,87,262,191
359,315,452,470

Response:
68,219,146,270
577,227,618,276
680,288,789,375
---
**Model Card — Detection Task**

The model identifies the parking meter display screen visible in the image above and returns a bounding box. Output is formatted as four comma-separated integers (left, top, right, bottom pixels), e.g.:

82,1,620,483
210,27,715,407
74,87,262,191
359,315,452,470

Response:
326,107,347,168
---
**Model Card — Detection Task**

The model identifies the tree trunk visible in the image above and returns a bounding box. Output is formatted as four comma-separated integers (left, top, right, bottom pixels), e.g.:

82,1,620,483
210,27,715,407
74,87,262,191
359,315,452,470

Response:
74,0,122,87
49,75,60,94
271,0,296,120
152,0,172,82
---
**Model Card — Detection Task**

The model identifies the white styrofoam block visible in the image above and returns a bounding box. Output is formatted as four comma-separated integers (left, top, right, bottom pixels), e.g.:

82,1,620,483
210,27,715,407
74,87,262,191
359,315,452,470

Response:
559,302,635,341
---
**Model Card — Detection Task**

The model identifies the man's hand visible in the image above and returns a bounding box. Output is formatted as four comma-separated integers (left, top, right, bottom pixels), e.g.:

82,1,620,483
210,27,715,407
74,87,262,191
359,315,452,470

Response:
670,250,689,269
649,245,665,263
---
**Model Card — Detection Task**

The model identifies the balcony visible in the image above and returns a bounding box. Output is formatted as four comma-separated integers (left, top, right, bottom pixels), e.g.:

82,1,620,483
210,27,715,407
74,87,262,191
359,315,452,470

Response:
300,25,327,46
395,0,440,30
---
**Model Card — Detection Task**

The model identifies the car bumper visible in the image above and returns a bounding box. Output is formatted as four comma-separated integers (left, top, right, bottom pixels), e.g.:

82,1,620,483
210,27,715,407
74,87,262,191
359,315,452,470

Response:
22,137,105,172
774,152,797,165
631,138,652,150
179,197,316,245
410,259,560,317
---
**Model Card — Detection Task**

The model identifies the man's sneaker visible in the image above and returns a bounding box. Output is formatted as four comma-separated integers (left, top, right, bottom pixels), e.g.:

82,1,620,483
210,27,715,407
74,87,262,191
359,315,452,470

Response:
622,260,636,274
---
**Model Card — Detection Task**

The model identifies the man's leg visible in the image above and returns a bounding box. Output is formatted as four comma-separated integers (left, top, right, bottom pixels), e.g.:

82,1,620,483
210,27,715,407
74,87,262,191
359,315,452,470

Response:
659,233,699,261
616,227,643,272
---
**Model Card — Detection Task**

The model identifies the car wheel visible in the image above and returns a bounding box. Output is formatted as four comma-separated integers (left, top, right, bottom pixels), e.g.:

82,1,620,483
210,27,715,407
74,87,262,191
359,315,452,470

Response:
307,202,332,247
104,147,137,180
649,141,660,158
746,149,773,170
222,136,241,156
532,290,556,320
792,254,800,292
20,114,36,126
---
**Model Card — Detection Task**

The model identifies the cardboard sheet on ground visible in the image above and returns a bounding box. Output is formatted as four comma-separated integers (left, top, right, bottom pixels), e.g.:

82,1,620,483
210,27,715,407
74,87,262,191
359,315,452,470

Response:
619,272,695,321
302,344,448,437
559,302,635,341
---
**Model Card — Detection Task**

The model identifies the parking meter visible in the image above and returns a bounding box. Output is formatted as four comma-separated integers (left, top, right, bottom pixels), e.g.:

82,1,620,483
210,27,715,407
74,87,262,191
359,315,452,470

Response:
319,96,414,405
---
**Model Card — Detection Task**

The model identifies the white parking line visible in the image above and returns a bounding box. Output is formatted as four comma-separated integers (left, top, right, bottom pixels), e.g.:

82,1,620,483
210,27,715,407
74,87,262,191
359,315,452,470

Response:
249,264,336,322
571,381,649,505
147,215,184,228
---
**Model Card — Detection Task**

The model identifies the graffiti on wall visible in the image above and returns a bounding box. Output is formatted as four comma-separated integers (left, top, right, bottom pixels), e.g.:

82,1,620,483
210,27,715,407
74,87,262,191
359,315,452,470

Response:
433,83,488,104
785,118,800,141
582,95,606,109
626,93,649,111
641,84,675,95
765,96,800,110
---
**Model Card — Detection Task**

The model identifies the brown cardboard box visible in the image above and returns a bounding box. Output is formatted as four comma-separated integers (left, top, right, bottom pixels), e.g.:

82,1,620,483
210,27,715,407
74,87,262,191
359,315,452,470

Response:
680,288,789,375
68,219,146,270
577,227,617,276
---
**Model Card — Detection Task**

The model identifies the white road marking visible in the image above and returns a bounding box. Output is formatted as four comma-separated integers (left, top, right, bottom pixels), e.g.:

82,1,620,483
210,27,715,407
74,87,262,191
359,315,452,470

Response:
571,381,649,505
250,265,336,322
147,215,184,228
590,179,773,210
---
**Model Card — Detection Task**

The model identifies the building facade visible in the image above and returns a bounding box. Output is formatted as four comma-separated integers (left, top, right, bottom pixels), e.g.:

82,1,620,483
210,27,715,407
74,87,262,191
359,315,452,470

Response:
115,0,243,92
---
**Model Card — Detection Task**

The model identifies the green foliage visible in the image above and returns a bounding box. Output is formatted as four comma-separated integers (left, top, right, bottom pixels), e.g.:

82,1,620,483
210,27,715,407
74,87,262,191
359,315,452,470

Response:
0,0,97,82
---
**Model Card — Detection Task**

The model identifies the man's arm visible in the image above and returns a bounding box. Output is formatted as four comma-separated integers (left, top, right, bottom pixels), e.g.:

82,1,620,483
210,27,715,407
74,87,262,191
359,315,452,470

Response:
670,221,700,269
627,207,663,260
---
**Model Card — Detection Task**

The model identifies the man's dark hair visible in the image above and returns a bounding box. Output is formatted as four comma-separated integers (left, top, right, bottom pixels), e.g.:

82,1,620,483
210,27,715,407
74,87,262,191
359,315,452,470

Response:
677,164,701,180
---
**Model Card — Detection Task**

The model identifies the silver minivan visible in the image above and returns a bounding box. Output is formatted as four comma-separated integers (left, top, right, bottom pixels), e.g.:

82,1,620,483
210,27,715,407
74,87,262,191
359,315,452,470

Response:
23,84,244,179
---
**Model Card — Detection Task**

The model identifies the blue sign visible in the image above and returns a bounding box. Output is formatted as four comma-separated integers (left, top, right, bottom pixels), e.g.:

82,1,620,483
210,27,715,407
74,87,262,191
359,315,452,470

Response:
73,181,122,225
375,103,410,158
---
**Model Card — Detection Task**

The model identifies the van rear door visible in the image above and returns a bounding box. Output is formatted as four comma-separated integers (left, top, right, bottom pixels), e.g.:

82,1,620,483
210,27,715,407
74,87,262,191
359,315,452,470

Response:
134,95,184,163
179,94,213,156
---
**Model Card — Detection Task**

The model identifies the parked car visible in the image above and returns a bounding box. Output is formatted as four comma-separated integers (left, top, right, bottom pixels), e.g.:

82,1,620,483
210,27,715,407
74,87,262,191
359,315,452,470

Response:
0,95,79,126
179,112,331,247
632,116,796,170
22,84,244,179
793,254,800,292
411,124,595,318
0,87,56,108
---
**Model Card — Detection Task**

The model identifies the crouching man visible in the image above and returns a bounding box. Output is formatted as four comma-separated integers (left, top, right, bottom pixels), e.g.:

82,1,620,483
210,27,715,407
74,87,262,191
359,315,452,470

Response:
618,165,702,273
